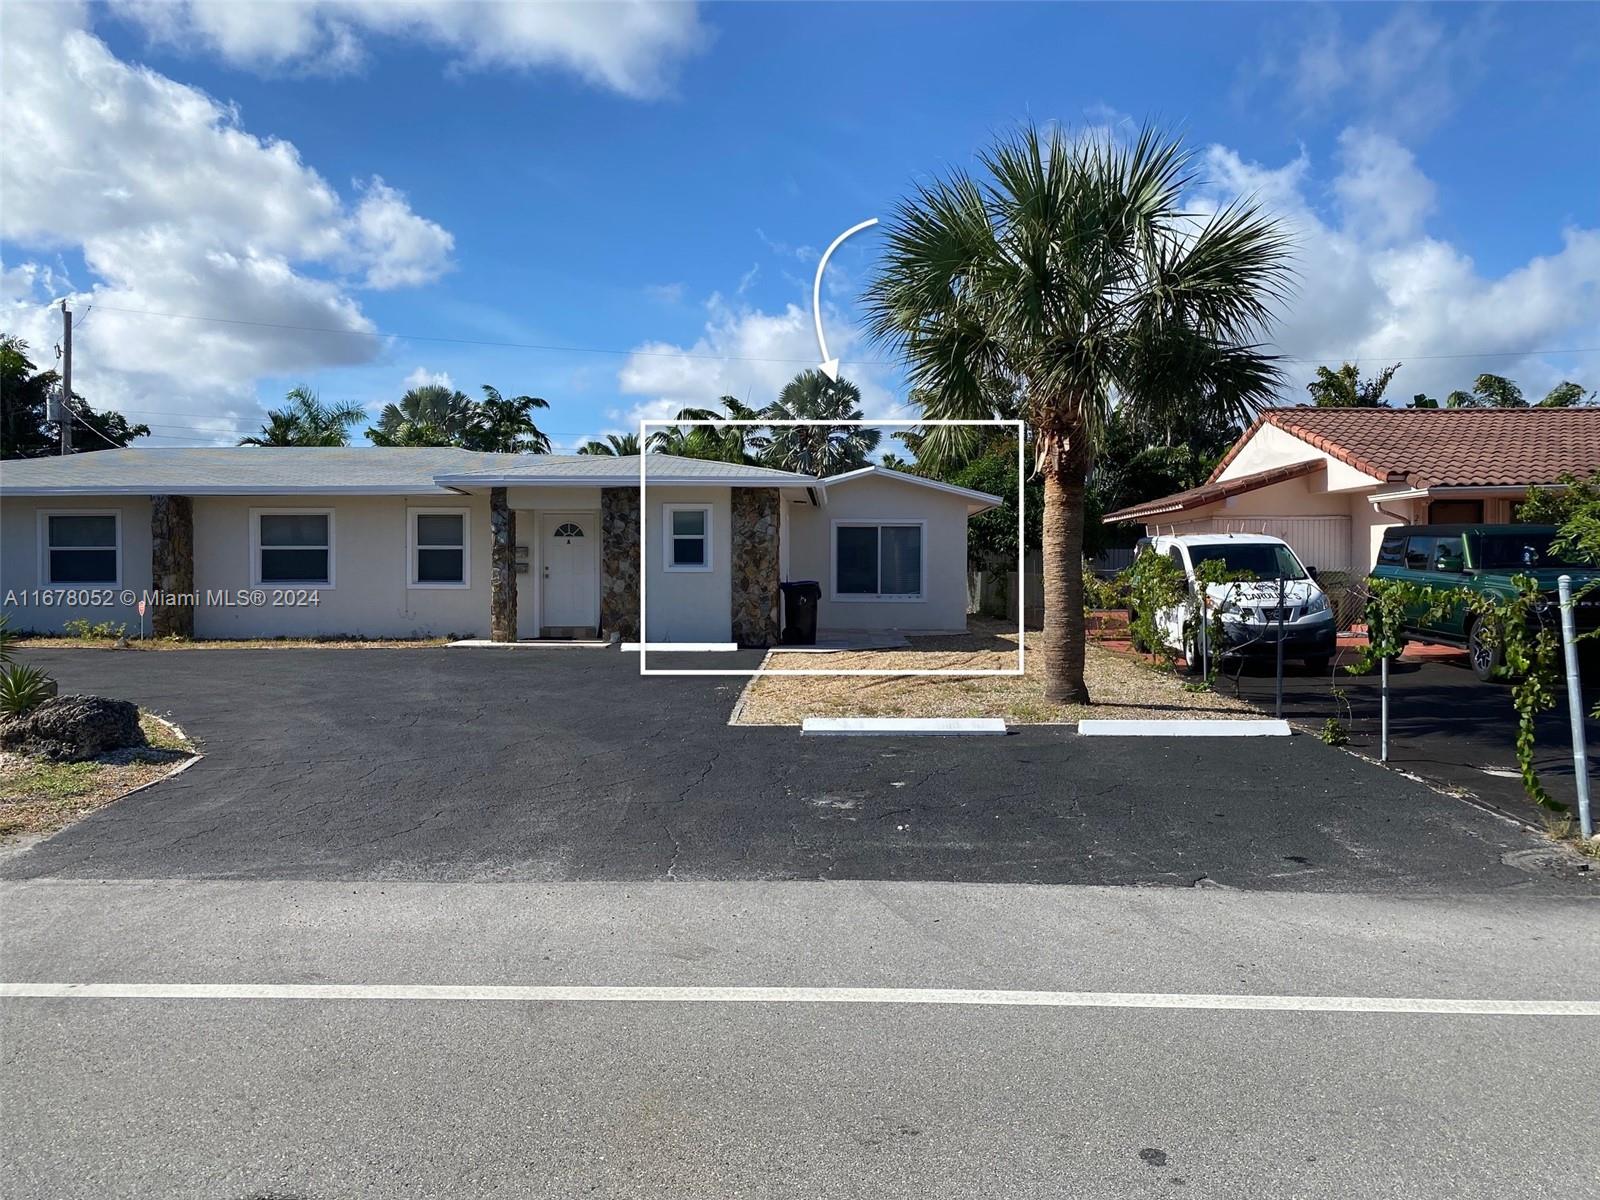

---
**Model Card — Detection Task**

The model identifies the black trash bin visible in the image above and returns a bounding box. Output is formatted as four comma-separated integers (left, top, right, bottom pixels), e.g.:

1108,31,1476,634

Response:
779,580,821,645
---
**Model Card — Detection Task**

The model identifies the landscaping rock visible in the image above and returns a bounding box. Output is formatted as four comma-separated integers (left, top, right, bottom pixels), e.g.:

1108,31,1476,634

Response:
0,695,146,762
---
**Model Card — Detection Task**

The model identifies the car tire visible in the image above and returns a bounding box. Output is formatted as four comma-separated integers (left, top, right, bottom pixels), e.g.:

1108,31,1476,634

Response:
1467,618,1502,682
1303,656,1331,674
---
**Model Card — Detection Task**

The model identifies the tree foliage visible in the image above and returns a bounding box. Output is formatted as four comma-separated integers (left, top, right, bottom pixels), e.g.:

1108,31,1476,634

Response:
365,383,550,451
239,386,365,446
578,433,641,456
1,334,150,458
756,370,880,475
1305,361,1400,408
1411,374,1594,409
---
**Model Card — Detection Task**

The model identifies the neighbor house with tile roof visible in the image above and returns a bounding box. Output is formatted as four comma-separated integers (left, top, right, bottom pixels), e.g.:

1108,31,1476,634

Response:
1103,407,1600,586
0,449,997,643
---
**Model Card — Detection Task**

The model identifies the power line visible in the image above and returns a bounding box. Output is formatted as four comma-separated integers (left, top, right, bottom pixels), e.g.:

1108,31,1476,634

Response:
68,301,1600,367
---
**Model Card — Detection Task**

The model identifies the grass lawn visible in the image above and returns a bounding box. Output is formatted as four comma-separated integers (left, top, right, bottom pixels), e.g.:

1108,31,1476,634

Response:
0,713,197,839
732,618,1258,726
15,636,450,651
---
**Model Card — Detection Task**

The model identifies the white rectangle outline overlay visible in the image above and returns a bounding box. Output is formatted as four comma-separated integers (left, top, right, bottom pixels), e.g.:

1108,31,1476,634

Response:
639,418,1026,678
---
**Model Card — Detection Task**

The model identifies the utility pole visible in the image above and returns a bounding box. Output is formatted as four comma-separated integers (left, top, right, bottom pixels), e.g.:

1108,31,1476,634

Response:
59,300,73,455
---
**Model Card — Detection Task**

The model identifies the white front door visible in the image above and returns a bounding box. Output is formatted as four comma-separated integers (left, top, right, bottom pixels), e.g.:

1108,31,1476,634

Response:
540,511,598,634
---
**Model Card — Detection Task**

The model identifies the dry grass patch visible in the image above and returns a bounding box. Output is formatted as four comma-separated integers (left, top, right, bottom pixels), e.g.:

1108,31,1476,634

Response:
732,618,1257,726
0,713,198,839
15,636,449,651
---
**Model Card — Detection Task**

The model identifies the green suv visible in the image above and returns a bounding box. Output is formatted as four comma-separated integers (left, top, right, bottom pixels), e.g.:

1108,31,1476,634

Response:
1369,524,1600,681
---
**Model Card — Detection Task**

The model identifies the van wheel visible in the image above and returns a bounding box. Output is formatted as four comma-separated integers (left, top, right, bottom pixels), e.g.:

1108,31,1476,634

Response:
1303,656,1331,674
1181,626,1203,676
1467,618,1502,682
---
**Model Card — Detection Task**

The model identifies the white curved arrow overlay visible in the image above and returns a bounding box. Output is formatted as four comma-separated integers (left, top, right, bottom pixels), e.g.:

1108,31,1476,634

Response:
812,217,878,381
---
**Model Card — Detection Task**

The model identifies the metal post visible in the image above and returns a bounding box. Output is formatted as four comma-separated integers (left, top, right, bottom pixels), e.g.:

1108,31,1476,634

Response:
1380,655,1389,763
1274,575,1285,718
59,301,72,455
1558,575,1593,838
1198,590,1209,681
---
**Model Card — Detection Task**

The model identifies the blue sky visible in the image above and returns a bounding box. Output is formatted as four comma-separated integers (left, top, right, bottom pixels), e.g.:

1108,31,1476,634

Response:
3,2,1598,449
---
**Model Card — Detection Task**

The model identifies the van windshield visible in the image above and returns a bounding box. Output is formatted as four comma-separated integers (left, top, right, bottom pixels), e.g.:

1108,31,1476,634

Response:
1473,532,1588,570
1185,542,1307,581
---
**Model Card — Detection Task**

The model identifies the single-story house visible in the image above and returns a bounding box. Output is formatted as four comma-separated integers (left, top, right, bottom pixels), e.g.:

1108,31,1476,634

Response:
0,449,999,644
1103,407,1600,582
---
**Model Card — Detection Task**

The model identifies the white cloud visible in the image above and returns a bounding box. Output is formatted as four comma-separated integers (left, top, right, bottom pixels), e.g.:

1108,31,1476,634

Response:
402,366,453,391
616,294,905,431
0,2,454,441
1195,136,1600,405
1331,129,1436,246
1257,7,1492,135
110,0,707,97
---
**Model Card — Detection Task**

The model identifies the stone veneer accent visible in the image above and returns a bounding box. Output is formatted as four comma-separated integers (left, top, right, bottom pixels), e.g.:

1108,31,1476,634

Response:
489,487,517,642
149,495,194,638
600,487,641,642
730,487,781,647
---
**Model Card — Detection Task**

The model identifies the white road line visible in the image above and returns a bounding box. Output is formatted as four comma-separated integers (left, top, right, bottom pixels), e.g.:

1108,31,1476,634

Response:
1,983,1595,1016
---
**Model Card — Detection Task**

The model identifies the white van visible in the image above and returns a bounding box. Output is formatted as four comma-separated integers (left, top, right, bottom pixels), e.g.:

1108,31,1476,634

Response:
1132,533,1337,673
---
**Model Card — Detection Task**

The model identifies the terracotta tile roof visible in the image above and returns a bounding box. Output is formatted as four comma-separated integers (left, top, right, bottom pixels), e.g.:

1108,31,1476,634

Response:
1104,459,1324,523
1207,406,1600,489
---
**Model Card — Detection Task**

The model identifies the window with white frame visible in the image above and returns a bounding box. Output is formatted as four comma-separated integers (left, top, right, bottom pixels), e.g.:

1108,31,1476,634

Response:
42,511,120,585
254,511,332,585
833,522,924,600
664,504,712,571
409,509,469,587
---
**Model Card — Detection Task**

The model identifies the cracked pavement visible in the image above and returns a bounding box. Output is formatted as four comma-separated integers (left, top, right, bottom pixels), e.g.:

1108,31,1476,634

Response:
3,646,1592,893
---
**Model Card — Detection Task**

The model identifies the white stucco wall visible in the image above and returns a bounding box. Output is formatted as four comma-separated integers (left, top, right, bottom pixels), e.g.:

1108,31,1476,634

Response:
1217,423,1382,492
643,489,732,642
786,475,973,634
189,494,494,638
0,496,153,634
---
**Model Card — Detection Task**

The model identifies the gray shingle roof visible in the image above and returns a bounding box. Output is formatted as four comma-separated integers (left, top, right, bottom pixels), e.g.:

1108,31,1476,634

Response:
0,448,820,495
431,455,819,486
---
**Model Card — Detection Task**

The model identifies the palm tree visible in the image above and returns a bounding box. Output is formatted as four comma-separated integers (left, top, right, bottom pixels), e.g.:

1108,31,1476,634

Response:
469,385,550,453
239,386,365,447
366,384,478,447
1304,362,1400,408
645,397,763,463
578,433,642,456
758,370,880,475
866,124,1290,703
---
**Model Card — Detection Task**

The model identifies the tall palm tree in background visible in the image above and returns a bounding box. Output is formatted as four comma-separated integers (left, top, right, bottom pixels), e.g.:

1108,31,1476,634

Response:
577,432,641,456
366,385,480,447
758,370,879,475
472,385,550,453
239,386,365,447
866,124,1290,703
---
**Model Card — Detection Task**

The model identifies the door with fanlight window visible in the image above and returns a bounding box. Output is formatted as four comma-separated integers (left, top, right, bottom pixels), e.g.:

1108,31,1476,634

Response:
540,511,599,637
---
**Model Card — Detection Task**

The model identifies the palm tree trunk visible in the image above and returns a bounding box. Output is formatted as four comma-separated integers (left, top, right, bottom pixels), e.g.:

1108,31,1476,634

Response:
1042,459,1091,704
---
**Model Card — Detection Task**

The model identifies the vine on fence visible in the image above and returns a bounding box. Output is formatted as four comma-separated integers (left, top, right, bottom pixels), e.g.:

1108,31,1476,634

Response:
1345,576,1570,811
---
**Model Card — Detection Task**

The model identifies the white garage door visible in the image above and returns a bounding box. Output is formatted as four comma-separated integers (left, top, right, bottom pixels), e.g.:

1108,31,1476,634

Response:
1163,515,1353,574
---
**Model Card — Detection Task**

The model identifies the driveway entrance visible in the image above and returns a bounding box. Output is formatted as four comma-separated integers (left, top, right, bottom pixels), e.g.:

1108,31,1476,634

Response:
2,646,1589,892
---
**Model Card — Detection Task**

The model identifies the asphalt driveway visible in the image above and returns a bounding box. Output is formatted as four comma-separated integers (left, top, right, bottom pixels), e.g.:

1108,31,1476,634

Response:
1219,641,1600,818
2,645,1590,892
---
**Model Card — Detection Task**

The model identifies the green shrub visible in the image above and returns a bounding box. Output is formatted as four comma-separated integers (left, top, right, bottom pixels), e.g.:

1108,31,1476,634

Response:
0,663,56,717
61,619,128,640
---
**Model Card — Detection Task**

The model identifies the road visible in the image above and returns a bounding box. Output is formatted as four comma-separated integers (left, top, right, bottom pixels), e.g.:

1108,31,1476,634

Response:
4,879,1598,1199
